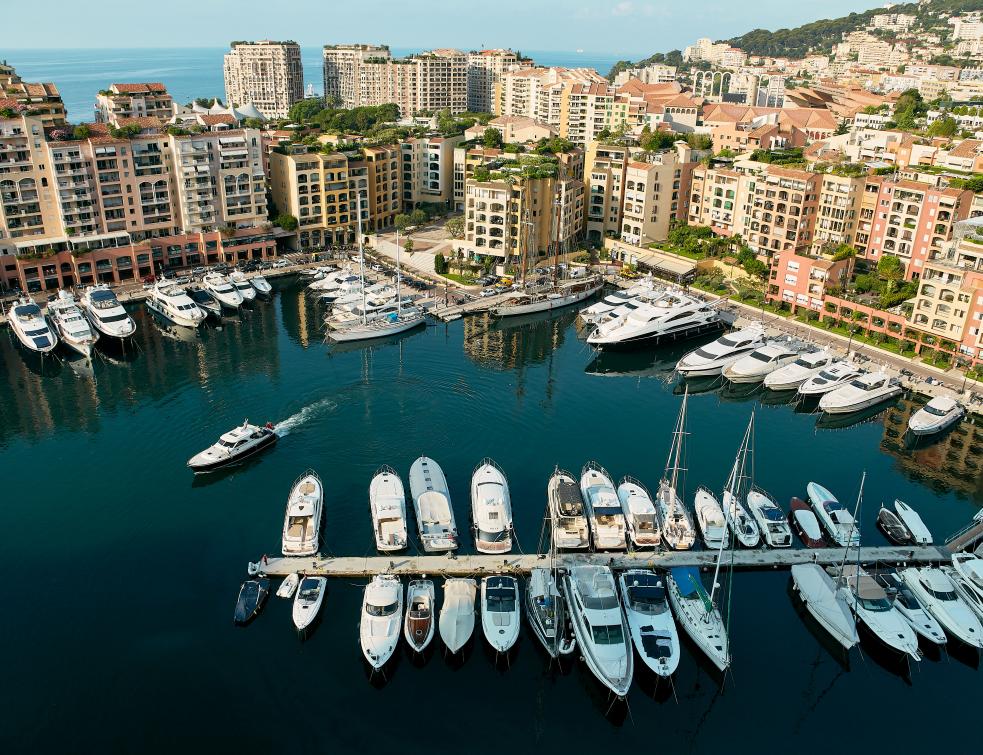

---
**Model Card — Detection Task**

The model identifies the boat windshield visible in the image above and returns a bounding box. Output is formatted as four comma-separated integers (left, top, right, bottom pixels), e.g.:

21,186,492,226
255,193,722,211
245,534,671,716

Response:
299,579,320,599
923,404,950,417
582,594,619,610
100,312,131,323
628,585,667,614
921,582,956,601
590,623,625,645
857,595,892,612
816,369,839,380
760,504,784,522
486,588,516,612
367,601,398,617
748,350,773,362
478,528,509,542
794,356,820,367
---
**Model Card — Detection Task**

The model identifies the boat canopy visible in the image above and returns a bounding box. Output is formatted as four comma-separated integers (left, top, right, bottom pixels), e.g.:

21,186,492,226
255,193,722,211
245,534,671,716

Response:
671,567,706,599
554,479,584,516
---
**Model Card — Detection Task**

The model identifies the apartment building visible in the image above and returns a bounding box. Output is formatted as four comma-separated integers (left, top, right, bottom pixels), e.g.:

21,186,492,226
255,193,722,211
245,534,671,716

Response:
223,40,304,119
688,164,753,237
467,49,520,113
495,67,606,129
612,64,677,87
584,142,630,244
0,63,66,127
400,134,464,210
452,146,502,211
619,148,693,247
322,44,391,107
811,173,866,254
744,167,820,256
94,83,174,125
768,250,853,312
0,115,61,244
351,145,400,232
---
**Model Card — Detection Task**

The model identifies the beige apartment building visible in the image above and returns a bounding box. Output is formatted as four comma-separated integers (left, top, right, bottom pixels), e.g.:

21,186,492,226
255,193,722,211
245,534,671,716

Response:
0,63,66,128
688,165,753,238
94,83,174,125
400,134,464,210
584,142,630,244
223,40,304,119
619,148,694,247
467,49,520,113
495,67,606,130
811,174,866,254
322,44,391,107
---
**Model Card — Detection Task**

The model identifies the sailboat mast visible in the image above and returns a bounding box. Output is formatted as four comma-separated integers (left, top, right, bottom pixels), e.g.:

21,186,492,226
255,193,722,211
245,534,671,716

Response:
836,471,866,585
667,389,688,501
711,415,751,608
551,188,561,286
395,228,401,316
356,191,366,325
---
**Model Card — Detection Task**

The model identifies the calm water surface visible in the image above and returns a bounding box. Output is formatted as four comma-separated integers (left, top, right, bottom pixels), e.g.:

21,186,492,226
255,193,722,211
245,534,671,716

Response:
1,279,980,753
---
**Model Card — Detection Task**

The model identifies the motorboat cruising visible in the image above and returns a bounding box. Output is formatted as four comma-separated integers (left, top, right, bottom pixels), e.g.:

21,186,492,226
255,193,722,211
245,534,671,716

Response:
578,278,658,326
908,396,965,436
951,553,983,618
359,574,403,669
480,576,521,654
470,459,514,553
807,482,860,547
547,468,590,550
900,567,983,648
564,565,633,696
694,486,727,550
746,488,792,547
46,291,97,357
250,274,273,297
404,579,436,653
369,466,408,552
580,462,627,550
491,275,604,318
790,564,858,650
893,500,932,545
187,419,278,472
618,569,680,677
658,392,697,550
233,578,270,626
675,325,766,377
292,576,327,633
763,350,834,391
586,289,720,350
877,506,913,545
201,273,243,310
617,476,660,548
873,570,947,646
818,371,902,414
281,471,324,557
526,567,575,657
789,497,826,548
796,361,862,398
81,285,136,340
439,578,477,654
187,420,278,473
145,279,206,327
667,566,730,672
8,297,57,355
229,271,257,303
187,286,222,319
835,565,920,660
409,457,458,552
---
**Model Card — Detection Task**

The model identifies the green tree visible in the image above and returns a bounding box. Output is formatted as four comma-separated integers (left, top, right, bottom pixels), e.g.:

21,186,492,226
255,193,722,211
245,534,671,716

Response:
394,214,412,233
445,216,465,239
274,213,298,231
482,127,503,149
409,208,428,226
927,116,958,138
403,239,414,254
877,254,905,293
72,124,91,140
288,97,326,123
434,252,447,273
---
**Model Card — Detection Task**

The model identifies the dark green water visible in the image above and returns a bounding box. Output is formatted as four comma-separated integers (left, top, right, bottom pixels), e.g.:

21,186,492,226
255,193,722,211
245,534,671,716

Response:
1,280,980,754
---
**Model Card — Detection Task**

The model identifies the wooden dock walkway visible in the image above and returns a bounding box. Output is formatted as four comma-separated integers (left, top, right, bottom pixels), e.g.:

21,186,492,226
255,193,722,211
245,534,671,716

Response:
251,544,948,578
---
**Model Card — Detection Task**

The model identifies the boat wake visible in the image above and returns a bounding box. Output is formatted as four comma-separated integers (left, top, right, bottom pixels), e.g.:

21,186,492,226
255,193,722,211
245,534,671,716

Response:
276,397,338,436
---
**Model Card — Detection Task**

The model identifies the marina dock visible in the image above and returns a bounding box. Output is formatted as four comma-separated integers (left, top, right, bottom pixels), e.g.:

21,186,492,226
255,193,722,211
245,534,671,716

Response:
252,544,948,578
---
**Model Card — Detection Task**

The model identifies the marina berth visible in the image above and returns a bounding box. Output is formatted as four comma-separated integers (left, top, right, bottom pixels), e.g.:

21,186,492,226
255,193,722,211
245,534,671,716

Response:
694,486,727,550
835,565,920,660
470,459,514,554
675,325,766,377
439,578,477,654
233,578,269,626
292,576,327,633
409,457,458,552
806,482,860,547
480,575,521,653
618,569,680,677
229,270,257,302
617,476,661,548
369,466,408,552
580,462,627,550
899,567,983,648
8,297,58,354
526,567,575,658
359,574,403,669
46,291,97,358
746,488,792,548
666,566,730,672
721,341,807,383
145,279,207,328
81,285,136,340
585,289,720,350
788,497,826,548
907,396,964,436
547,468,591,550
187,420,278,472
873,571,947,646
281,471,324,557
790,564,858,650
796,361,863,397
818,371,902,414
763,350,834,391
404,579,436,653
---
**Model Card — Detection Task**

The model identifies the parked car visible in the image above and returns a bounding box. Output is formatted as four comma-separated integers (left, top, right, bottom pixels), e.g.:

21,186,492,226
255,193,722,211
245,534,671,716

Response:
480,288,496,298
191,267,207,277
272,259,290,268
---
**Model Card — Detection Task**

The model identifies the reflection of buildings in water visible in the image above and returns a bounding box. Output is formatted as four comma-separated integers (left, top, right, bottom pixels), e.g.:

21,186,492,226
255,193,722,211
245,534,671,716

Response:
275,284,317,349
462,311,574,371
880,397,983,500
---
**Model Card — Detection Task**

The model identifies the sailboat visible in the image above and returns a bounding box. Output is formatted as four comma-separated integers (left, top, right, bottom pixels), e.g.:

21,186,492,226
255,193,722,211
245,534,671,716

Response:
327,197,425,342
720,414,761,548
666,539,731,672
657,390,697,550
527,490,577,658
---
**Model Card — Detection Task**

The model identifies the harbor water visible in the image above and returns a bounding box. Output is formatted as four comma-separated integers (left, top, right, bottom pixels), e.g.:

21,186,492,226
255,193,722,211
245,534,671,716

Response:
1,279,980,752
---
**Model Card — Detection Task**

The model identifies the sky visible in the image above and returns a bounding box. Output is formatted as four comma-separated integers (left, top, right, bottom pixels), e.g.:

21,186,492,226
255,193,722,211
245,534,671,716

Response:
2,0,887,58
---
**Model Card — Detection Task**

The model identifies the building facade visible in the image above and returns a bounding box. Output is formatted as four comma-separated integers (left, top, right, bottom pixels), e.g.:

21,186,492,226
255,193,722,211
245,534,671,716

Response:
223,40,304,119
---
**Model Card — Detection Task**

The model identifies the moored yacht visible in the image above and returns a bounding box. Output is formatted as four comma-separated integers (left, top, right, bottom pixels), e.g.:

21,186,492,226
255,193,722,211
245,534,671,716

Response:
409,456,458,552
790,564,859,650
789,497,826,548
480,575,521,654
46,291,97,357
951,553,983,616
471,459,513,554
675,325,766,377
617,476,660,548
81,285,136,340
292,576,327,633
900,567,983,648
797,361,863,397
658,391,697,550
722,341,808,383
579,279,658,325
893,500,932,545
746,488,792,547
547,468,590,550
807,481,860,547
281,471,324,557
359,574,403,669
146,279,206,328
836,565,920,660
369,466,408,552
250,274,273,297
404,579,436,653
234,578,270,626
819,371,902,414
526,567,575,657
908,396,965,436
763,350,834,391
491,275,604,317
229,270,257,303
586,290,720,350
439,578,477,654
618,569,680,677
187,286,222,319
580,462,627,550
201,273,243,310
874,570,947,646
667,566,730,671
9,297,58,354
694,486,727,550
721,486,761,548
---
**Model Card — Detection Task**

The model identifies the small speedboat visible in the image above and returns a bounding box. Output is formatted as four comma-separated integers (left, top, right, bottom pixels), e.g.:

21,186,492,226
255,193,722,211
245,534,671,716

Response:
439,578,477,654
908,396,964,436
360,574,403,669
618,569,680,677
819,371,902,414
893,500,932,545
790,564,858,650
900,567,983,648
789,497,826,548
618,476,660,548
877,506,912,545
721,341,806,383
234,578,270,625
694,486,727,550
471,459,514,554
276,573,300,599
807,482,859,547
836,565,920,660
409,457,458,552
369,466,408,552
480,575,521,654
250,275,273,297
292,576,327,633
676,325,766,377
229,270,257,303
404,579,436,653
797,361,862,397
746,488,792,548
874,570,947,646
187,420,278,472
763,350,833,391
9,297,58,354
526,567,575,658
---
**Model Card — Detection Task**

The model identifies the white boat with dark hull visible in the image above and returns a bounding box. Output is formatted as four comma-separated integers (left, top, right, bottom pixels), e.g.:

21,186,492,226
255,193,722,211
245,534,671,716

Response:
618,569,680,677
578,279,658,325
564,565,634,696
281,471,323,557
548,468,590,550
586,289,720,350
874,570,947,646
439,578,477,654
202,273,243,310
187,420,278,472
10,298,58,355
360,574,403,669
292,576,327,633
480,576,521,654
580,462,627,550
746,488,792,548
797,361,863,397
229,271,257,303
369,466,408,552
807,482,860,547
722,341,808,383
187,286,222,319
675,325,766,377
836,565,920,660
790,564,859,650
145,279,206,328
908,396,964,436
658,391,697,550
492,276,604,318
667,566,730,671
46,291,97,357
893,500,932,545
250,275,273,297
526,567,575,657
618,476,661,548
900,567,983,648
694,486,727,550
951,553,983,619
81,285,136,340
763,350,834,391
409,457,458,552
404,579,436,653
471,459,514,554
819,371,902,414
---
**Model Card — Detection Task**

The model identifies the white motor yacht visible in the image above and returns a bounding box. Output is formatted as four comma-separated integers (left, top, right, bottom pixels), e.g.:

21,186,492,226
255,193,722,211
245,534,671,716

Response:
471,459,514,554
694,486,727,550
8,297,58,354
359,574,403,669
547,468,590,550
187,420,278,472
46,291,97,357
146,279,206,327
819,371,902,414
893,500,932,545
796,361,863,397
722,487,761,548
564,565,634,696
439,578,477,654
201,273,243,309
900,567,983,648
579,279,658,325
908,396,965,436
369,466,408,552
250,274,273,297
874,570,947,646
315,276,362,301
946,564,983,621
480,575,521,653
580,462,627,550
617,476,661,548
229,271,257,303
526,567,575,658
408,456,458,552
667,566,730,671
618,569,680,678
746,488,792,548
763,350,834,391
722,341,808,383
586,290,720,350
187,286,221,319
790,564,859,650
836,565,920,660
281,471,323,557
951,553,983,617
806,481,860,547
675,325,766,377
292,576,327,633
81,285,136,340
404,579,436,653
307,268,352,291
658,392,697,550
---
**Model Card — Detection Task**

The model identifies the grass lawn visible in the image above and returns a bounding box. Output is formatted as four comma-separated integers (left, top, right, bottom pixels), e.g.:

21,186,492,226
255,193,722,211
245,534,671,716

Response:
440,272,476,285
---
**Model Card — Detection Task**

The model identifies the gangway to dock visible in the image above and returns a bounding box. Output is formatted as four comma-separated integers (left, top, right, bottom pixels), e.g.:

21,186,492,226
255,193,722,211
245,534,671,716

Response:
945,511,983,554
